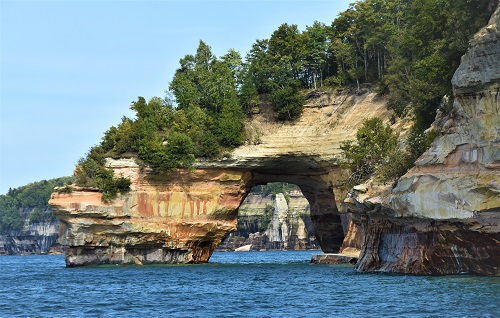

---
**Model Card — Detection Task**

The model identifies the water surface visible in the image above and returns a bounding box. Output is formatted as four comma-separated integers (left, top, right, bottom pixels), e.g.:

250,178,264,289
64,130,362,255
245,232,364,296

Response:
1,251,498,317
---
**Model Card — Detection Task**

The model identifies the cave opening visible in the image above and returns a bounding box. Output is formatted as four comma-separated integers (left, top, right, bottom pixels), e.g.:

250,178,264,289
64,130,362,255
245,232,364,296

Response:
218,175,347,255
217,182,319,252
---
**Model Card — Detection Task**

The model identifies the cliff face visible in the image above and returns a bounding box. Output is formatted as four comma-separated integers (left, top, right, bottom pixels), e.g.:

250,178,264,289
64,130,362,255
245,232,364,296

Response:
50,89,388,266
0,210,60,255
50,162,249,266
217,191,319,251
352,7,500,276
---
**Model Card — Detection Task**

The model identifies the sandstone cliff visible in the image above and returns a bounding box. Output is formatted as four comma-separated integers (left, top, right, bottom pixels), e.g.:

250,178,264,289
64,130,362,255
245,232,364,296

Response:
50,89,393,266
0,210,60,255
217,191,319,251
49,7,499,273
350,6,500,275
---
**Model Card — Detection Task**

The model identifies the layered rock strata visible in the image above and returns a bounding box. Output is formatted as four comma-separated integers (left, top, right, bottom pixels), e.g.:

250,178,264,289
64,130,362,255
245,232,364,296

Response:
50,89,389,266
49,10,500,273
50,163,249,266
0,214,60,255
353,7,500,276
217,191,319,251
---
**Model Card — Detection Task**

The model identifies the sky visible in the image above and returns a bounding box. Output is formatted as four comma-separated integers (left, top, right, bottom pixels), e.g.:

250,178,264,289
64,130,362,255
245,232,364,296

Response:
0,0,352,195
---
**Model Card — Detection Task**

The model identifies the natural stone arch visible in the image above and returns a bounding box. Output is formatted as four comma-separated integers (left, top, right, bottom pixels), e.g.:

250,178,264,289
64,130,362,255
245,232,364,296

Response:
50,90,392,266
246,167,344,253
49,7,500,274
49,157,348,266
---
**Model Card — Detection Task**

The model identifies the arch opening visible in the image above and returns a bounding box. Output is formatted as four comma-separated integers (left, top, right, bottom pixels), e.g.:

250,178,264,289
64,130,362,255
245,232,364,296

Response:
219,163,350,255
218,182,321,251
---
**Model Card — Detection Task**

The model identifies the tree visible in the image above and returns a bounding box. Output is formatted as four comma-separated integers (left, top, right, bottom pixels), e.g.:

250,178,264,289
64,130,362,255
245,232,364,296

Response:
268,83,305,121
268,23,307,86
169,40,245,146
246,39,273,94
0,195,23,232
340,117,399,188
221,48,244,90
305,21,329,88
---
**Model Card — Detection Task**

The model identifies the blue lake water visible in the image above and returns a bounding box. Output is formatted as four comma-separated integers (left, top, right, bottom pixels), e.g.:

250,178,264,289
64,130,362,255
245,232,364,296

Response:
0,250,499,317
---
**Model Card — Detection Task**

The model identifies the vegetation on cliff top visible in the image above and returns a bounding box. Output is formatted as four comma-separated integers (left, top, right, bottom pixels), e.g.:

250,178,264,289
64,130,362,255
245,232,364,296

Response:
0,177,74,232
75,0,496,199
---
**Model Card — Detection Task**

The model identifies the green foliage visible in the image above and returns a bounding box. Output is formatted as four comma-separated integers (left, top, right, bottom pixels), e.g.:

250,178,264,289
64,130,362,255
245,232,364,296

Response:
56,184,73,194
239,72,261,114
6,176,75,210
341,117,440,188
75,42,247,200
376,126,439,182
0,195,23,232
340,117,399,188
165,131,195,168
268,84,305,121
250,182,301,197
75,146,131,202
241,0,493,125
0,176,75,232
305,21,329,89
169,40,245,147
74,2,494,198
29,208,56,223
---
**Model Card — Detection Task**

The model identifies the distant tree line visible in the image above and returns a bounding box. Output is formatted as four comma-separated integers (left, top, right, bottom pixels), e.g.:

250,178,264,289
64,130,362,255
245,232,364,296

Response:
75,0,496,200
0,177,74,232
250,183,301,197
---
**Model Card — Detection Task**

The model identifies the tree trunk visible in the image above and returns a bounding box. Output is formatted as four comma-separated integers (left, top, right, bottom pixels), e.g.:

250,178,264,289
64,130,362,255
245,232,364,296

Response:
364,49,368,81
377,50,381,80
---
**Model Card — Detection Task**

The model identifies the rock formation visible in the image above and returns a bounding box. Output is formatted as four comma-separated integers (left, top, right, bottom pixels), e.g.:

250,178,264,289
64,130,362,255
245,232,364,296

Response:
50,89,389,266
49,6,499,274
0,222,62,255
217,191,319,251
0,213,60,255
51,162,249,266
351,6,500,276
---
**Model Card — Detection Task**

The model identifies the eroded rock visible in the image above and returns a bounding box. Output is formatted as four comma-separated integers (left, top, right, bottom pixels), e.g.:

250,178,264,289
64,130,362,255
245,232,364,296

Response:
50,89,390,266
353,6,500,276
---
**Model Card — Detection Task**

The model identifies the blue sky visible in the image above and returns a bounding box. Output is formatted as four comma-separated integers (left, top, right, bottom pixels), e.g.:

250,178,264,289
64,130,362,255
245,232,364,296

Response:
0,0,352,194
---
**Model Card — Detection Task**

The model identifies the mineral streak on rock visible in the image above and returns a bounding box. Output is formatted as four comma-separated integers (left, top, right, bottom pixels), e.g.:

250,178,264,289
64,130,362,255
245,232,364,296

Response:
217,191,318,251
353,6,500,276
50,164,251,266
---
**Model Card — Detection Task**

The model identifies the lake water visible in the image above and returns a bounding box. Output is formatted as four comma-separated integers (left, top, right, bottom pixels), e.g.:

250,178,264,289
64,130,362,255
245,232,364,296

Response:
0,250,498,317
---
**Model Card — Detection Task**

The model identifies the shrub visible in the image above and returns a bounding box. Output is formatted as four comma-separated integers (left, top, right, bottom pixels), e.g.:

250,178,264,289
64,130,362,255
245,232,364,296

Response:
268,85,305,121
340,117,399,188
56,184,73,194
340,117,440,189
75,146,131,202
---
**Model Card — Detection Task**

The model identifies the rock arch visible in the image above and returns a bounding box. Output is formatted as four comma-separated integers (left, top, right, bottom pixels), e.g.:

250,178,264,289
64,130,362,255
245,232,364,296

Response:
49,157,347,266
50,90,385,266
50,7,500,274
246,165,344,253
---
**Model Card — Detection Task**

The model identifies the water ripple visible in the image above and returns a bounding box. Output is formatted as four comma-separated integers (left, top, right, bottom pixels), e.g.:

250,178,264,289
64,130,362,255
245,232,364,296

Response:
0,252,498,317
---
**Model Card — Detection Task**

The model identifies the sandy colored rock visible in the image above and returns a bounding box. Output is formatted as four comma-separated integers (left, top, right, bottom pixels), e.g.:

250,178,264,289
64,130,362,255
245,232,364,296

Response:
49,7,500,274
50,89,395,266
354,6,500,276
